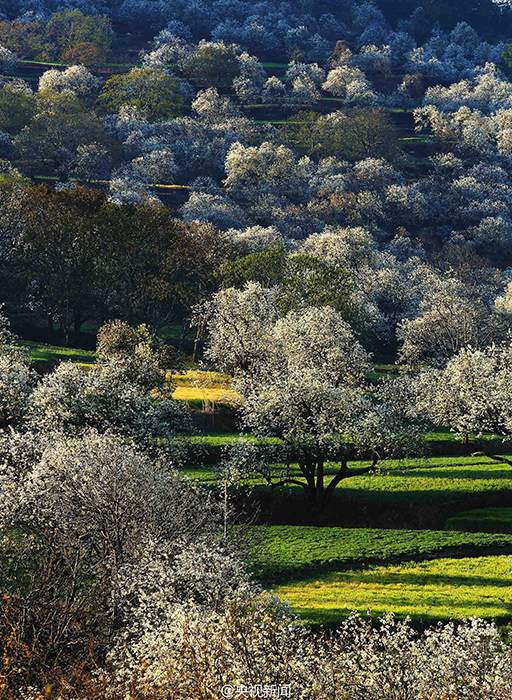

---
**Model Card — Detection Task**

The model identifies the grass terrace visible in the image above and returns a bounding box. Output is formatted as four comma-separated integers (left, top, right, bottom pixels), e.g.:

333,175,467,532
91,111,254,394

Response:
446,508,512,534
250,526,512,579
273,556,512,627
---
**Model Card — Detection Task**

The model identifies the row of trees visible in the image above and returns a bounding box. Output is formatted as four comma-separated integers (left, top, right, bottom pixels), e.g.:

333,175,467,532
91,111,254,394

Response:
4,61,512,262
0,180,231,340
1,300,511,698
1,0,507,63
1,176,511,364
2,172,512,361
0,9,113,64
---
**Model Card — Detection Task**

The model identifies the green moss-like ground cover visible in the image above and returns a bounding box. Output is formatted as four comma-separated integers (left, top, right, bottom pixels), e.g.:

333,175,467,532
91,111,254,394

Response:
250,526,512,579
273,555,512,626
446,508,512,534
187,432,244,446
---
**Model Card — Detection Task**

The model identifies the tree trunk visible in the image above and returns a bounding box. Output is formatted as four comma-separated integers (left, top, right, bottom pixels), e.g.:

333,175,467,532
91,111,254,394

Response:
179,322,188,351
62,320,71,347
192,324,203,364
316,460,324,510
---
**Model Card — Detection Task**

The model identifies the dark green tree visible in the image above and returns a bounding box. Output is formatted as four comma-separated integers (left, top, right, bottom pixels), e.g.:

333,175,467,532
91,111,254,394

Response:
96,69,183,122
502,44,512,71
15,92,110,177
185,44,240,88
0,86,35,136
280,108,402,162
220,248,357,320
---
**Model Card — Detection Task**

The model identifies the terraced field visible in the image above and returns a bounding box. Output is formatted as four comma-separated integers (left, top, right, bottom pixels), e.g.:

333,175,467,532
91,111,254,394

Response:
184,455,512,503
273,556,512,626
249,524,512,627
250,526,512,579
18,339,512,629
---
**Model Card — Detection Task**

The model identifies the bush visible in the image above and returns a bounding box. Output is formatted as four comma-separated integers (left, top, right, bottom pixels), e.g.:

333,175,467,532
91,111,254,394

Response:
0,429,220,698
26,361,189,443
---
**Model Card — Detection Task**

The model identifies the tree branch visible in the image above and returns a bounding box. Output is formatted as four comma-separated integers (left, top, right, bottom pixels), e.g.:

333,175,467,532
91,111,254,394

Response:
471,451,512,467
324,461,375,501
267,477,312,493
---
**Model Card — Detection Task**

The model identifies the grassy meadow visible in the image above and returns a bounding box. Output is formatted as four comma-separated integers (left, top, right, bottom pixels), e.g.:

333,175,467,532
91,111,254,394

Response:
18,340,96,364
273,556,512,626
19,338,512,629
249,526,512,579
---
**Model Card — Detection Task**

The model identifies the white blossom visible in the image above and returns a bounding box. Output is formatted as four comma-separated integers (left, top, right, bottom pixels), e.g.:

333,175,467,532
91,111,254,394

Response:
39,65,101,98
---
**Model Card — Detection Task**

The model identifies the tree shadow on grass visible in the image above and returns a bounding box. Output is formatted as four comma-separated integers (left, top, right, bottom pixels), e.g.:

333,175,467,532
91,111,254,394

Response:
394,469,512,481
313,568,512,590
283,567,512,628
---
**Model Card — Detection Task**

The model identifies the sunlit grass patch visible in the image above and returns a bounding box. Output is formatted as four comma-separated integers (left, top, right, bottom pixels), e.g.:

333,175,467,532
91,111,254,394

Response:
251,526,512,579
173,385,239,402
171,369,232,386
273,556,512,626
188,432,247,446
171,369,240,405
178,464,218,481
337,460,512,505
19,341,96,364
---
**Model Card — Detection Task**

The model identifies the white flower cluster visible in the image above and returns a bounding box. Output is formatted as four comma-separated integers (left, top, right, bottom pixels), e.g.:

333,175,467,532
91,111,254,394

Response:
415,337,512,441
107,603,512,700
39,65,101,98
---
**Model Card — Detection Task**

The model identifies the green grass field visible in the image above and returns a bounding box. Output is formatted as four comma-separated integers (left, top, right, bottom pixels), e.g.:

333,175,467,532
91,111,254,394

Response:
250,526,512,579
446,508,512,534
335,460,512,505
188,432,241,446
273,555,512,626
19,340,96,364
180,454,512,506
